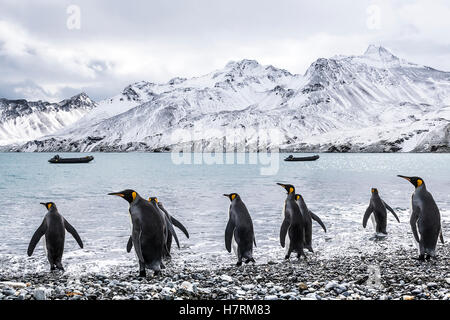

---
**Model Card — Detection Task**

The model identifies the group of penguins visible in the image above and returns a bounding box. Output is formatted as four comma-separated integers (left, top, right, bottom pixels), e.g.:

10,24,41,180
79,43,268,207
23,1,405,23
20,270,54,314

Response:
27,175,445,277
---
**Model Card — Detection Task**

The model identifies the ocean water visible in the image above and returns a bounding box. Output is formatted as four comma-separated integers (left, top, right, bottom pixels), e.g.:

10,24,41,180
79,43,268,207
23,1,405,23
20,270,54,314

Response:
0,153,448,275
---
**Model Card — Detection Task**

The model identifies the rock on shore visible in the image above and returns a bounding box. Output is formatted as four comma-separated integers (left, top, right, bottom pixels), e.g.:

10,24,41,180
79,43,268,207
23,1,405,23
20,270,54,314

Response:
0,246,448,300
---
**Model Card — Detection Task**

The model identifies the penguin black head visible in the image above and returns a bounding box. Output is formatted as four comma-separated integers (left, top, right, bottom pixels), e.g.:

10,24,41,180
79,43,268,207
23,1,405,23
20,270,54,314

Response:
40,202,55,211
397,175,424,188
277,183,295,194
295,194,303,201
108,189,138,203
148,197,159,203
371,188,378,194
223,193,239,201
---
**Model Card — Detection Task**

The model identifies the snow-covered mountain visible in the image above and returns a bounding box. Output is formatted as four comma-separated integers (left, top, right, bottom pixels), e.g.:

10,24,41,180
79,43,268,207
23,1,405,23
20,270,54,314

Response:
3,45,450,152
0,93,96,145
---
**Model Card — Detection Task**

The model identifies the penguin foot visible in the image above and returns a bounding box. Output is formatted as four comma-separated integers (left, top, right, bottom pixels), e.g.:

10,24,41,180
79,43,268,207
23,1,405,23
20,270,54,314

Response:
153,270,161,276
284,255,290,260
416,255,425,261
138,271,146,278
236,261,243,267
245,258,255,264
160,262,166,269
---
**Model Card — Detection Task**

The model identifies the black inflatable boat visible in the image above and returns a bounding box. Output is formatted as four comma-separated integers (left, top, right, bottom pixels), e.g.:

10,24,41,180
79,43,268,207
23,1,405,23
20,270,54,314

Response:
48,155,94,164
284,154,319,162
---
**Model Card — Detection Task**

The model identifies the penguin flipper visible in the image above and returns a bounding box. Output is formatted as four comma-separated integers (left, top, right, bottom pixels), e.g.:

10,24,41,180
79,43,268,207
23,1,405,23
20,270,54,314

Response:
383,201,400,223
362,204,373,228
225,219,235,253
133,231,146,263
63,219,83,248
27,220,47,256
170,216,189,239
410,206,420,244
440,229,445,244
309,210,327,232
253,236,257,247
280,219,290,248
164,214,180,249
158,203,180,248
126,236,133,253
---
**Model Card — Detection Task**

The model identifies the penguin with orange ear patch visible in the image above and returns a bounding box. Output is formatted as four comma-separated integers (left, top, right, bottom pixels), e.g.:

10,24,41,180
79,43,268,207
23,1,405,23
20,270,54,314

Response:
27,202,83,271
109,189,166,277
277,183,306,260
397,176,444,261
295,194,326,252
363,188,399,238
126,197,189,258
223,193,256,266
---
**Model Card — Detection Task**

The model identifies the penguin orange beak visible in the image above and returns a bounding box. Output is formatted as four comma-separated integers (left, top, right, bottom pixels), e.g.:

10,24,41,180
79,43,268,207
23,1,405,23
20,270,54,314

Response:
397,175,411,182
108,192,124,197
223,194,230,197
39,202,47,207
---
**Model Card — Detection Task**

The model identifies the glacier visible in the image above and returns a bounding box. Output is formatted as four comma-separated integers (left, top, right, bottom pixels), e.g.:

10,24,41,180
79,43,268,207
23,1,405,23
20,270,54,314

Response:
1,45,449,152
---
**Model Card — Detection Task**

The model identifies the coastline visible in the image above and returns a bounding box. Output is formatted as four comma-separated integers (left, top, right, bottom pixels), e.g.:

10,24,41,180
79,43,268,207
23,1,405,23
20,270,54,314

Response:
1,247,448,301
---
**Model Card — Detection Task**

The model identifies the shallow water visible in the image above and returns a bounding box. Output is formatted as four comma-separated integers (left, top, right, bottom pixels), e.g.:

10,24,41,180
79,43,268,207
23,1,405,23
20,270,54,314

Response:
0,153,448,275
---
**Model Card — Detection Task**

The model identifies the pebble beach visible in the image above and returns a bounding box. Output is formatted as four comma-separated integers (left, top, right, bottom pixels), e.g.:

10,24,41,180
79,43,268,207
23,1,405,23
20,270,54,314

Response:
1,245,448,301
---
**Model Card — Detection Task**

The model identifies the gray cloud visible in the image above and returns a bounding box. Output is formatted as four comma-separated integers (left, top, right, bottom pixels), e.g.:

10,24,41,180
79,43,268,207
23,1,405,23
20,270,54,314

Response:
0,0,449,102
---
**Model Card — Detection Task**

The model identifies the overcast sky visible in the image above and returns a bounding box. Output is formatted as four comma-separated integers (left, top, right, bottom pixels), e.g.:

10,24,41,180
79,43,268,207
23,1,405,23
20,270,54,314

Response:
1,0,449,102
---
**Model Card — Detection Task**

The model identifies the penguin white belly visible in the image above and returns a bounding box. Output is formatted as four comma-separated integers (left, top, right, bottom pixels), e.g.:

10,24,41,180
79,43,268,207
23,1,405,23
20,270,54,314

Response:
42,237,47,255
282,203,290,253
129,214,139,260
231,233,238,257
409,199,420,253
284,232,290,254
370,214,377,232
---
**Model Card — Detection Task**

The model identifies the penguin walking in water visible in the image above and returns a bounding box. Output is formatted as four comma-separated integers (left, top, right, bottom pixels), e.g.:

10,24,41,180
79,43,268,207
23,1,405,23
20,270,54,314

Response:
126,197,189,258
277,183,306,260
363,188,400,238
397,176,444,261
109,190,166,276
295,194,326,252
223,193,256,266
27,202,83,271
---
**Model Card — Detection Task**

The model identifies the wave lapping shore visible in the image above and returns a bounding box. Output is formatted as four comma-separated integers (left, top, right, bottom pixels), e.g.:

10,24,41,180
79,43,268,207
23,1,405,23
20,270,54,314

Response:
0,247,448,300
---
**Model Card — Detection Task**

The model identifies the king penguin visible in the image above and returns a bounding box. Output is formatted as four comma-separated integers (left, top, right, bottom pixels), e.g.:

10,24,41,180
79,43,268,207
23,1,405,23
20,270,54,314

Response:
295,194,326,252
363,188,400,237
126,198,190,258
27,202,83,271
277,183,306,260
109,190,166,276
223,193,256,266
397,176,444,260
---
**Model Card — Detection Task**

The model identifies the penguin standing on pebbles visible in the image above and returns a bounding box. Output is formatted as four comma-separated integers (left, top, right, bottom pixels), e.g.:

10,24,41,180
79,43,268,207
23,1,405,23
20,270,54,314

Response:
109,189,166,277
126,198,189,258
27,202,83,271
223,193,256,266
295,194,326,252
397,176,444,261
363,188,400,237
277,183,306,260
